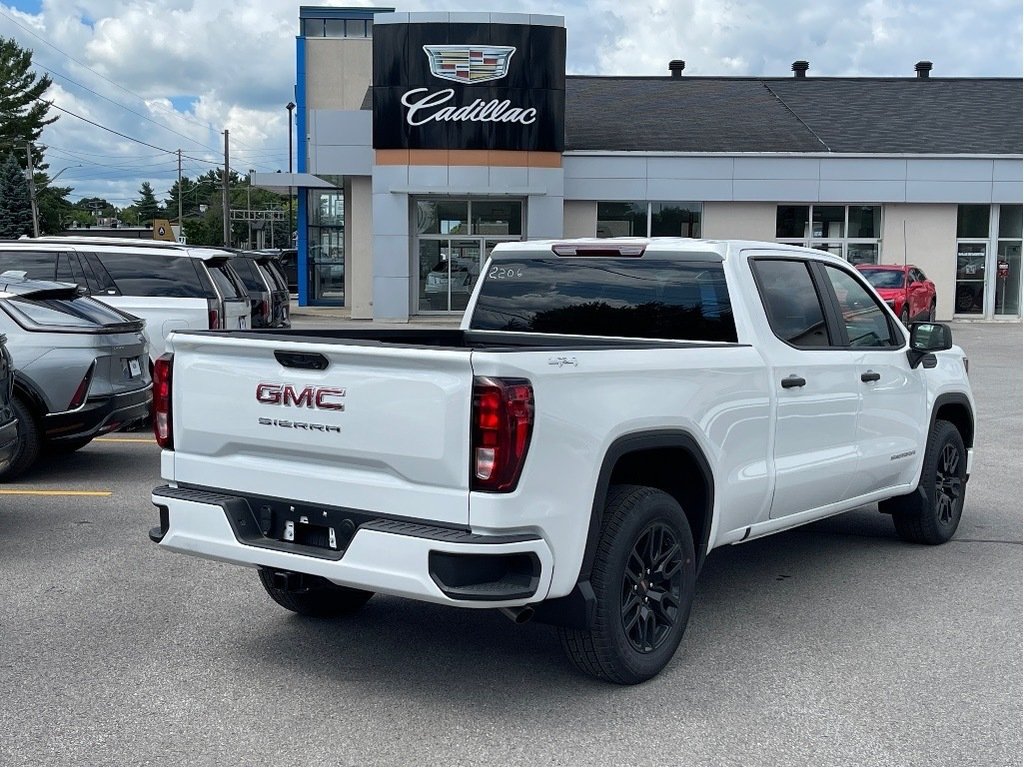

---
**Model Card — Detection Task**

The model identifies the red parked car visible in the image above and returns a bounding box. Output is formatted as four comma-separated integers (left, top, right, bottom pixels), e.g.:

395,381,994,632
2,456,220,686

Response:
857,264,937,325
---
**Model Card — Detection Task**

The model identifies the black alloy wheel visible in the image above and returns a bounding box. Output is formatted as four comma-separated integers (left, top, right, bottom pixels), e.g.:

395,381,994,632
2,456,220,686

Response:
558,484,696,684
621,522,684,654
935,441,963,526
881,420,967,544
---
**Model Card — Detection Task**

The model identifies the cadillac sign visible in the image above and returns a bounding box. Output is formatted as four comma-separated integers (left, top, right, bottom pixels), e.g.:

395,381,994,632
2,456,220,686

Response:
372,22,566,152
423,45,516,84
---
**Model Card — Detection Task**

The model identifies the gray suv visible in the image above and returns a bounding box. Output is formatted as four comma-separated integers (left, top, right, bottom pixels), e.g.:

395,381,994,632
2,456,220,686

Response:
0,273,152,480
0,337,16,475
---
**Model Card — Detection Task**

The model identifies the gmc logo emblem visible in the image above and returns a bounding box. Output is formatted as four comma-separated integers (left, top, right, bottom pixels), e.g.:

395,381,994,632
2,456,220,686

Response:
256,383,346,411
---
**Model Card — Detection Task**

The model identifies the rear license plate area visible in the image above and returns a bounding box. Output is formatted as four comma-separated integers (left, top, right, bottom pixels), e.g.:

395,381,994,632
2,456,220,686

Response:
261,507,356,553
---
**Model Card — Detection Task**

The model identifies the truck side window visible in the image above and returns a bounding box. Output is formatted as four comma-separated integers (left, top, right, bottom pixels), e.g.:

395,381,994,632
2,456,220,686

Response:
751,259,831,348
822,265,899,347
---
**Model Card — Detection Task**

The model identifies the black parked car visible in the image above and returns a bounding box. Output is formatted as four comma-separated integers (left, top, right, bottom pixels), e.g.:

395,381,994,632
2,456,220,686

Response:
228,252,291,328
0,336,17,476
264,248,297,293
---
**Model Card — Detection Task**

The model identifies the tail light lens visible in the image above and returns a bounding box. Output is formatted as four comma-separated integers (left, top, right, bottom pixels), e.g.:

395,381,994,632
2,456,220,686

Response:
67,362,95,410
153,353,174,449
207,298,222,329
259,299,270,323
472,377,534,492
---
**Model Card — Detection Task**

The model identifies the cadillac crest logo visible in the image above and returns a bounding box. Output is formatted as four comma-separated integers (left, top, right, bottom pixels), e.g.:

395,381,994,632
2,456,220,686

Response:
423,45,516,84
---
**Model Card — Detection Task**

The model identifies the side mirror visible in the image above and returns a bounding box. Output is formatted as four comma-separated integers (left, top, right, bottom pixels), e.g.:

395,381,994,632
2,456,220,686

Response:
907,322,952,369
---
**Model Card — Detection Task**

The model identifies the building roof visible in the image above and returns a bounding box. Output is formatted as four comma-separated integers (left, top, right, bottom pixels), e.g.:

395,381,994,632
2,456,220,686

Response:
564,76,1023,155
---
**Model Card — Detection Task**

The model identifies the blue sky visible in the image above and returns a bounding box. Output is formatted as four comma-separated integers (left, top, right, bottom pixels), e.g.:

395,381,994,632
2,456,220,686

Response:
0,0,1021,206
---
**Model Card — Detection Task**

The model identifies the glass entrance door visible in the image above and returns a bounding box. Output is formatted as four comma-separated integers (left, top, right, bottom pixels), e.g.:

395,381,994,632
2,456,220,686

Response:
954,243,987,315
995,241,1022,316
418,238,481,312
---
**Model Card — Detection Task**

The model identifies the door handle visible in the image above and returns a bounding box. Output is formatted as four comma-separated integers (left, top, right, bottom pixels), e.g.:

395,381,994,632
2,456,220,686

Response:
860,370,881,383
781,375,806,389
275,351,329,370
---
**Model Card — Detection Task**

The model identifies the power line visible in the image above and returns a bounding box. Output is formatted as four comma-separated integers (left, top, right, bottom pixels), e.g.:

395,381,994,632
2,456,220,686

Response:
39,100,228,170
32,60,221,154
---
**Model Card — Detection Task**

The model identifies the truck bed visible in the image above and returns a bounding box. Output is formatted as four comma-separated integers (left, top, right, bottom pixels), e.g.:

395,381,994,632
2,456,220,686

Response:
189,327,739,351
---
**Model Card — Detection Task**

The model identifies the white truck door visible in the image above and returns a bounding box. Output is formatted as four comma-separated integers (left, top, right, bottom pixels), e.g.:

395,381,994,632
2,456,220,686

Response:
818,263,928,496
749,256,861,518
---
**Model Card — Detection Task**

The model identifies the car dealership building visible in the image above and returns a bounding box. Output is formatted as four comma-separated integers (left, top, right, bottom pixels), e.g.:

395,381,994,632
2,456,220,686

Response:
253,6,1023,321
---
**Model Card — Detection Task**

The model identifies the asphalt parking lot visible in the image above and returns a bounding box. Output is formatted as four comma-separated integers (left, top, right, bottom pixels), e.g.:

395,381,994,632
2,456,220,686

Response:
0,321,1020,766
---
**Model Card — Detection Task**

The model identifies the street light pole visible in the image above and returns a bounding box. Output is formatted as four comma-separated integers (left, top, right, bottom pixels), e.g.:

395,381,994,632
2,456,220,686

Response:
286,101,295,248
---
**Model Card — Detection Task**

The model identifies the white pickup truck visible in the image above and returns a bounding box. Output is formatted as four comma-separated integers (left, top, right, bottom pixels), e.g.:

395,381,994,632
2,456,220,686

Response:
150,239,975,684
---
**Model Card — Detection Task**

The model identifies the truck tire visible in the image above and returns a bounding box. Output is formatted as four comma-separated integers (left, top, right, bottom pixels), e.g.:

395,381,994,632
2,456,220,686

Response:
558,485,696,684
257,568,373,618
0,396,41,481
880,420,967,544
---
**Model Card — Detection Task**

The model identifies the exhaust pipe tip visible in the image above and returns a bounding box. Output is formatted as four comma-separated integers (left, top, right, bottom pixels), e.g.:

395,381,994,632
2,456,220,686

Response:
499,605,535,624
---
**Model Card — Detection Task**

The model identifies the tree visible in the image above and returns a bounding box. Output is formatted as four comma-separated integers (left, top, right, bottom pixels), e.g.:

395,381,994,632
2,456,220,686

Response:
133,181,161,225
0,37,57,171
0,152,32,238
35,179,72,234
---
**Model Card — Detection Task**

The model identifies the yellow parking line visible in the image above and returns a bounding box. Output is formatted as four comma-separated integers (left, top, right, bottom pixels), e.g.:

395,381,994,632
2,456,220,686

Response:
94,437,156,443
0,490,112,497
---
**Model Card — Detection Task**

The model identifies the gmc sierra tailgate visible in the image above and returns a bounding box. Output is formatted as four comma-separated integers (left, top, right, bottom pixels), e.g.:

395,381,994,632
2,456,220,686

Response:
165,333,474,526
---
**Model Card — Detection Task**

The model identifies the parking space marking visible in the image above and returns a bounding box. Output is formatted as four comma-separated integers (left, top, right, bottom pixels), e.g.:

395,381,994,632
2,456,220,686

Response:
94,437,156,443
0,490,112,497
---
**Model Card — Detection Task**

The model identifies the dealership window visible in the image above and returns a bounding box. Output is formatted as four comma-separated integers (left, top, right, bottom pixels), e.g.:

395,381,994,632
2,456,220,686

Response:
597,202,701,238
776,205,881,265
303,17,372,38
414,199,523,313
306,180,345,305
954,204,1022,318
996,204,1022,317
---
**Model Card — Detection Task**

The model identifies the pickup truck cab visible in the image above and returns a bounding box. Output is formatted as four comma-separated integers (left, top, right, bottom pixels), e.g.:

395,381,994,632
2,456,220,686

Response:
150,239,975,684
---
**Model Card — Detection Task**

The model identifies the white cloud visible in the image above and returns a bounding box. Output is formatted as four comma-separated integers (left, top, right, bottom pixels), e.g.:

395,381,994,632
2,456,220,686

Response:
0,0,1019,204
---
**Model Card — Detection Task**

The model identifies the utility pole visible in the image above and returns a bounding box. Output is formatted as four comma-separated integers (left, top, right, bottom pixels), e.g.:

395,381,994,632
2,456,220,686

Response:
25,143,39,237
222,130,230,247
177,149,182,241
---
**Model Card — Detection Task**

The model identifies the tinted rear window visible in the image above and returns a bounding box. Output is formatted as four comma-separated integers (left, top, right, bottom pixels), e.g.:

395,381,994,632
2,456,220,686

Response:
95,252,206,297
471,258,737,342
207,261,247,300
228,257,266,293
4,294,134,328
259,261,288,291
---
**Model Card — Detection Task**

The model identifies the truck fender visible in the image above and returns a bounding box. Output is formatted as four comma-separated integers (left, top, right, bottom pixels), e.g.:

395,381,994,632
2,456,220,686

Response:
531,429,715,630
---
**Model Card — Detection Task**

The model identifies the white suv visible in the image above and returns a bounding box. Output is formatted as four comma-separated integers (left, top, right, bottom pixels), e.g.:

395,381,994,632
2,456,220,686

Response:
0,237,250,361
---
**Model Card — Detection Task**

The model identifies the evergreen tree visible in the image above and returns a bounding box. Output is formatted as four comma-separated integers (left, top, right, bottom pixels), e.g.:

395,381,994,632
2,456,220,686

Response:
0,37,57,171
0,153,32,238
133,181,161,225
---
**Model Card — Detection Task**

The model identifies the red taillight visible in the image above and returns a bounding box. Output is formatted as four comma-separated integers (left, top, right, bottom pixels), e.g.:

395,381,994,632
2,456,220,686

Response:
68,362,95,410
153,353,174,449
259,299,270,322
472,377,534,492
207,298,222,329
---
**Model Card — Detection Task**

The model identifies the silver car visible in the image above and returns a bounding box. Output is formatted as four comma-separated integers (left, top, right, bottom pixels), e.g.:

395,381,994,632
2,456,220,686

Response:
0,272,152,480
